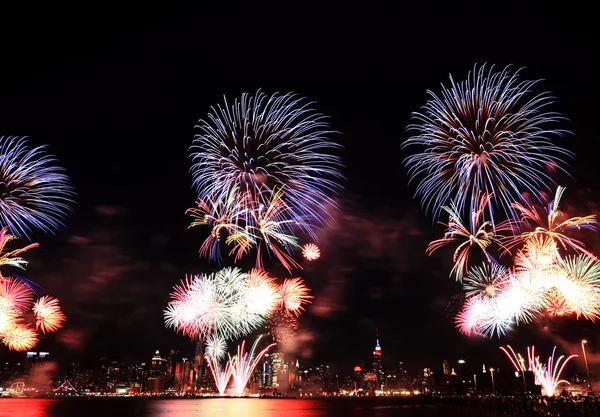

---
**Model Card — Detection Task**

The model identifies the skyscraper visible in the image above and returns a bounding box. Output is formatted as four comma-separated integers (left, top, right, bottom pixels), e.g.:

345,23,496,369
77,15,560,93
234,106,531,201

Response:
443,360,450,375
372,330,383,388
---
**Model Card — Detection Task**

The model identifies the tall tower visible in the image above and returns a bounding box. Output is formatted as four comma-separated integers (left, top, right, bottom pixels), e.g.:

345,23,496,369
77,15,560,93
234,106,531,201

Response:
372,329,383,388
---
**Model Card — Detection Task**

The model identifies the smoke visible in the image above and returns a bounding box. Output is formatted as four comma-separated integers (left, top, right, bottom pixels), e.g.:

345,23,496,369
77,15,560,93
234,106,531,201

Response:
28,361,59,390
285,195,458,369
27,205,186,355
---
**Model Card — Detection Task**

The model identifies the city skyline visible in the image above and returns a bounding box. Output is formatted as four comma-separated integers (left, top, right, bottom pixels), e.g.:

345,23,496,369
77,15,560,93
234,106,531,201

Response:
1,2,600,380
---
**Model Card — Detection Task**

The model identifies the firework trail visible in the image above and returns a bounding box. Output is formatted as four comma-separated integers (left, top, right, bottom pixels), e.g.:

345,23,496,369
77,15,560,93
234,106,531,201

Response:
0,136,75,240
532,346,577,396
229,335,276,396
403,64,571,223
302,243,321,261
204,333,231,396
206,357,233,396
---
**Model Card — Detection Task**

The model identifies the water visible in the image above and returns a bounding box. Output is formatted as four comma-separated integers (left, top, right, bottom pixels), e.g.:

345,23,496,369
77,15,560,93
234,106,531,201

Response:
0,397,459,417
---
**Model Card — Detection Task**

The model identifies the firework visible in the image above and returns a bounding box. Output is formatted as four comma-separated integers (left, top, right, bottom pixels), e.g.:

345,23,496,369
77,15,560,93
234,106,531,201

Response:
206,357,233,396
242,269,279,315
240,188,302,272
33,296,66,334
189,187,302,273
190,90,343,239
552,255,600,320
163,267,274,341
532,346,577,396
266,308,299,345
229,335,276,396
186,185,249,262
403,64,571,222
205,334,228,361
463,263,510,298
1,323,38,351
0,227,39,274
445,293,465,324
501,187,598,257
0,276,34,314
427,193,502,280
0,136,75,240
302,243,321,261
277,277,313,316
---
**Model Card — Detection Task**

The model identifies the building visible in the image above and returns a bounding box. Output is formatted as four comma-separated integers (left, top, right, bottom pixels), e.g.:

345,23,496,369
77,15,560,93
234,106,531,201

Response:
174,358,192,392
443,360,450,375
270,353,289,391
372,331,383,387
148,350,166,393
353,366,364,390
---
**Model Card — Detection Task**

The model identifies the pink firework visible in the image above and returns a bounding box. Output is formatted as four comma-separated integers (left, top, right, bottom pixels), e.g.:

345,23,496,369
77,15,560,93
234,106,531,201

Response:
302,243,321,261
0,276,34,314
277,277,313,316
33,296,66,334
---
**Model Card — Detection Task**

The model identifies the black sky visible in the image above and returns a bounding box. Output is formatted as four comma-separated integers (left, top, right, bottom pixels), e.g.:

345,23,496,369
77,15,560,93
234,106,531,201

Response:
1,2,600,376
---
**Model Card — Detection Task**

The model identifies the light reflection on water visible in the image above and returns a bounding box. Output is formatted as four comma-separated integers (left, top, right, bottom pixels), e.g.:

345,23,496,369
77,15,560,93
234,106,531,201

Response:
0,397,444,417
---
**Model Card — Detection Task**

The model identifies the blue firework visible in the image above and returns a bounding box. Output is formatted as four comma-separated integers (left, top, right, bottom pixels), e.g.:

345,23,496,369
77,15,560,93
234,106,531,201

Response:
0,136,75,239
190,90,343,254
402,64,572,223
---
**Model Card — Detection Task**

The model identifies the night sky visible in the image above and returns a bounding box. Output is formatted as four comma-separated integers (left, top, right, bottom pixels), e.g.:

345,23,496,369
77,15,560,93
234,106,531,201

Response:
1,3,600,376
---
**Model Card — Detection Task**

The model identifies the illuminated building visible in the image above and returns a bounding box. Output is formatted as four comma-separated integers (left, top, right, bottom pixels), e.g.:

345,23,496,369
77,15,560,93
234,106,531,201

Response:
353,366,364,390
271,352,287,389
372,330,383,387
364,372,378,391
174,358,192,392
443,360,450,375
166,350,178,390
148,350,166,392
193,342,203,390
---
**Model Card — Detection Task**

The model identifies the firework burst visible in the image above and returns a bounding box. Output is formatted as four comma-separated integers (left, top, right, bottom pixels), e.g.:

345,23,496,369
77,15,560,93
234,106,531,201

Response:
191,90,343,234
427,193,503,280
266,308,299,345
403,64,571,222
205,333,228,362
277,277,313,316
33,296,66,334
501,186,598,257
1,323,38,351
0,136,75,240
163,267,275,341
302,243,321,261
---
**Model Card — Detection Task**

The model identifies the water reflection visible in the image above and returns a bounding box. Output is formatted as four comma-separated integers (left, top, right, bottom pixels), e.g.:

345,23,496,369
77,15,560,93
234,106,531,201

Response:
0,397,445,417
0,399,58,417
